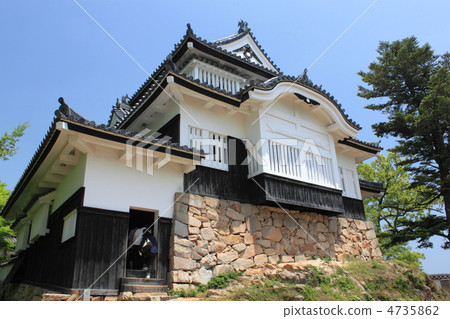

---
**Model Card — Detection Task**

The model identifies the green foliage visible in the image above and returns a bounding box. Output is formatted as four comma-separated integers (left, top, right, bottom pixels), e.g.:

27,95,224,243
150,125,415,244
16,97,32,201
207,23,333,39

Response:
0,123,29,161
358,37,450,247
358,152,433,260
0,123,29,258
383,245,425,269
169,271,241,297
0,216,15,262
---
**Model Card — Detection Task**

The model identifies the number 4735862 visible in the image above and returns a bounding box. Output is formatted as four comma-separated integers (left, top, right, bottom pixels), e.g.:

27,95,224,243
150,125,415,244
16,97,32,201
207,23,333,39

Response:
387,305,439,316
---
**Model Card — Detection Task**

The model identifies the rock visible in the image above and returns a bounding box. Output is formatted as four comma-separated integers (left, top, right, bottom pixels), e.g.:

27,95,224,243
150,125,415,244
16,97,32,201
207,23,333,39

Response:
256,239,271,248
254,254,268,266
268,255,280,264
174,244,192,258
284,216,297,232
318,233,326,242
174,202,188,216
225,207,245,221
191,250,203,260
265,248,276,256
365,230,377,240
118,292,133,301
241,204,257,217
188,216,202,228
194,246,208,257
316,222,327,232
213,265,234,276
244,268,265,276
319,242,330,250
273,218,283,228
281,255,294,263
209,240,227,253
328,218,338,233
231,221,246,234
294,254,307,262
191,267,213,285
188,235,198,241
206,209,219,221
172,256,196,270
285,245,298,255
354,220,367,230
217,251,239,264
232,243,247,252
188,226,200,235
243,233,255,245
104,296,118,301
220,234,241,245
170,270,191,283
339,218,349,228
242,244,263,259
232,258,255,271
174,236,193,247
200,254,216,269
200,228,216,241
205,197,220,208
261,226,282,242
173,220,189,238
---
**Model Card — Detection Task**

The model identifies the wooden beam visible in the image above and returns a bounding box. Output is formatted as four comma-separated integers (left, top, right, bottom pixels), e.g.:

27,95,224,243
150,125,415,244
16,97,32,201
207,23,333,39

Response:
203,101,215,109
51,164,71,176
43,173,64,184
60,153,79,166
69,135,94,154
38,182,57,189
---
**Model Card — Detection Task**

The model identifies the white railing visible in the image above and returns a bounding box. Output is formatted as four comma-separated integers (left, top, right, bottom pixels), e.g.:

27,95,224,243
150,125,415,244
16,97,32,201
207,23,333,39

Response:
182,60,246,95
195,67,241,94
248,140,335,188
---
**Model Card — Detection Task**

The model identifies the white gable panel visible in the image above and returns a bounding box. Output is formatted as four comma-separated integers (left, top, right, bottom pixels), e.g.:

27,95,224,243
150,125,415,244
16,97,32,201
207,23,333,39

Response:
217,34,278,72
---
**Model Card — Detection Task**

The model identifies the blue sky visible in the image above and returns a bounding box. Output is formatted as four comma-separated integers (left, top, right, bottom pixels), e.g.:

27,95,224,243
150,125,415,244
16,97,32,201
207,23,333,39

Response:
0,0,449,273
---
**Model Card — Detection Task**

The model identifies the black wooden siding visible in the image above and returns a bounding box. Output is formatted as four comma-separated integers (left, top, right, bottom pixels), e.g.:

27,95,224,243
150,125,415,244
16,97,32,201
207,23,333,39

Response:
184,136,250,202
13,188,84,290
157,114,180,144
342,197,366,220
250,173,345,215
72,207,129,291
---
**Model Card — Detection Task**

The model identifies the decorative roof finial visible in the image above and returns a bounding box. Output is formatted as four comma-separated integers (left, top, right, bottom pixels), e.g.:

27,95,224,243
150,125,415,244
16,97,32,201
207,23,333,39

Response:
238,20,250,33
186,23,194,36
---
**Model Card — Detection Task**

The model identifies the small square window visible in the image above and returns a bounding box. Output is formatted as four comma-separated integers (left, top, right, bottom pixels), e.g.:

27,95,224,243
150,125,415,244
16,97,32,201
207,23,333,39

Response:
61,210,77,243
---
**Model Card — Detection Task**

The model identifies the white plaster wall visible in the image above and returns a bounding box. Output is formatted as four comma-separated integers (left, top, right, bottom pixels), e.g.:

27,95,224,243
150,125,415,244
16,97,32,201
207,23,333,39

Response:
179,98,250,147
336,151,361,199
52,154,87,212
82,147,184,219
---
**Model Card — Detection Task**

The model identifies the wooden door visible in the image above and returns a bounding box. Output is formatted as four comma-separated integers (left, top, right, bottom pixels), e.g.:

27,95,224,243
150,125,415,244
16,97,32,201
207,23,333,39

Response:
157,217,172,283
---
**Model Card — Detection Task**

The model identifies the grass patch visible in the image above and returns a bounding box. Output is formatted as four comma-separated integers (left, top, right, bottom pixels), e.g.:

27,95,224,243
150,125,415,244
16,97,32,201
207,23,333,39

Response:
169,271,241,297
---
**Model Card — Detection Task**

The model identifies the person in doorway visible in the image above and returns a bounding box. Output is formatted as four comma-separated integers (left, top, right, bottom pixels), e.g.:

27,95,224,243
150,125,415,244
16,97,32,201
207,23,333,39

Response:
139,228,158,279
128,227,146,269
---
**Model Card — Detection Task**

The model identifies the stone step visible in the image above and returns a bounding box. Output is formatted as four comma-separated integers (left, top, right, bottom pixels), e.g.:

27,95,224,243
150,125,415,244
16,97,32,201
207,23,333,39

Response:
126,269,152,278
121,277,165,286
121,284,168,294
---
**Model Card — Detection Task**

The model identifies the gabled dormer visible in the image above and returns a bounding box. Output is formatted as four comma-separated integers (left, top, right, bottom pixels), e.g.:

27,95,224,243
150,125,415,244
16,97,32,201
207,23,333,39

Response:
213,20,280,73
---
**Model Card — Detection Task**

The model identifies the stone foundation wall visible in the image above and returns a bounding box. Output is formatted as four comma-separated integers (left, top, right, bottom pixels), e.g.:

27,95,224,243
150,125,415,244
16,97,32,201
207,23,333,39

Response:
169,193,382,290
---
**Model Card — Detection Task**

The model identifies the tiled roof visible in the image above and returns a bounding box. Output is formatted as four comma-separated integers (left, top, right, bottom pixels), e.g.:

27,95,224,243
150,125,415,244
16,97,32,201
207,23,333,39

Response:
359,179,384,191
213,20,281,73
1,98,204,218
57,99,204,155
429,274,450,280
339,137,382,151
109,22,363,132
242,75,363,130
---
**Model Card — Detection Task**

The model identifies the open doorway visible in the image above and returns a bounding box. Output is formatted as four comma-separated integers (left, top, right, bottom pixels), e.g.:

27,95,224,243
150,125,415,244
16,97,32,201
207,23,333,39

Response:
127,209,156,271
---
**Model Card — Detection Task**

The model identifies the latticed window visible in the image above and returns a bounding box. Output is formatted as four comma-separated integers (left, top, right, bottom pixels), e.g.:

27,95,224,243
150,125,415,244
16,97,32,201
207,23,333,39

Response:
189,126,228,171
